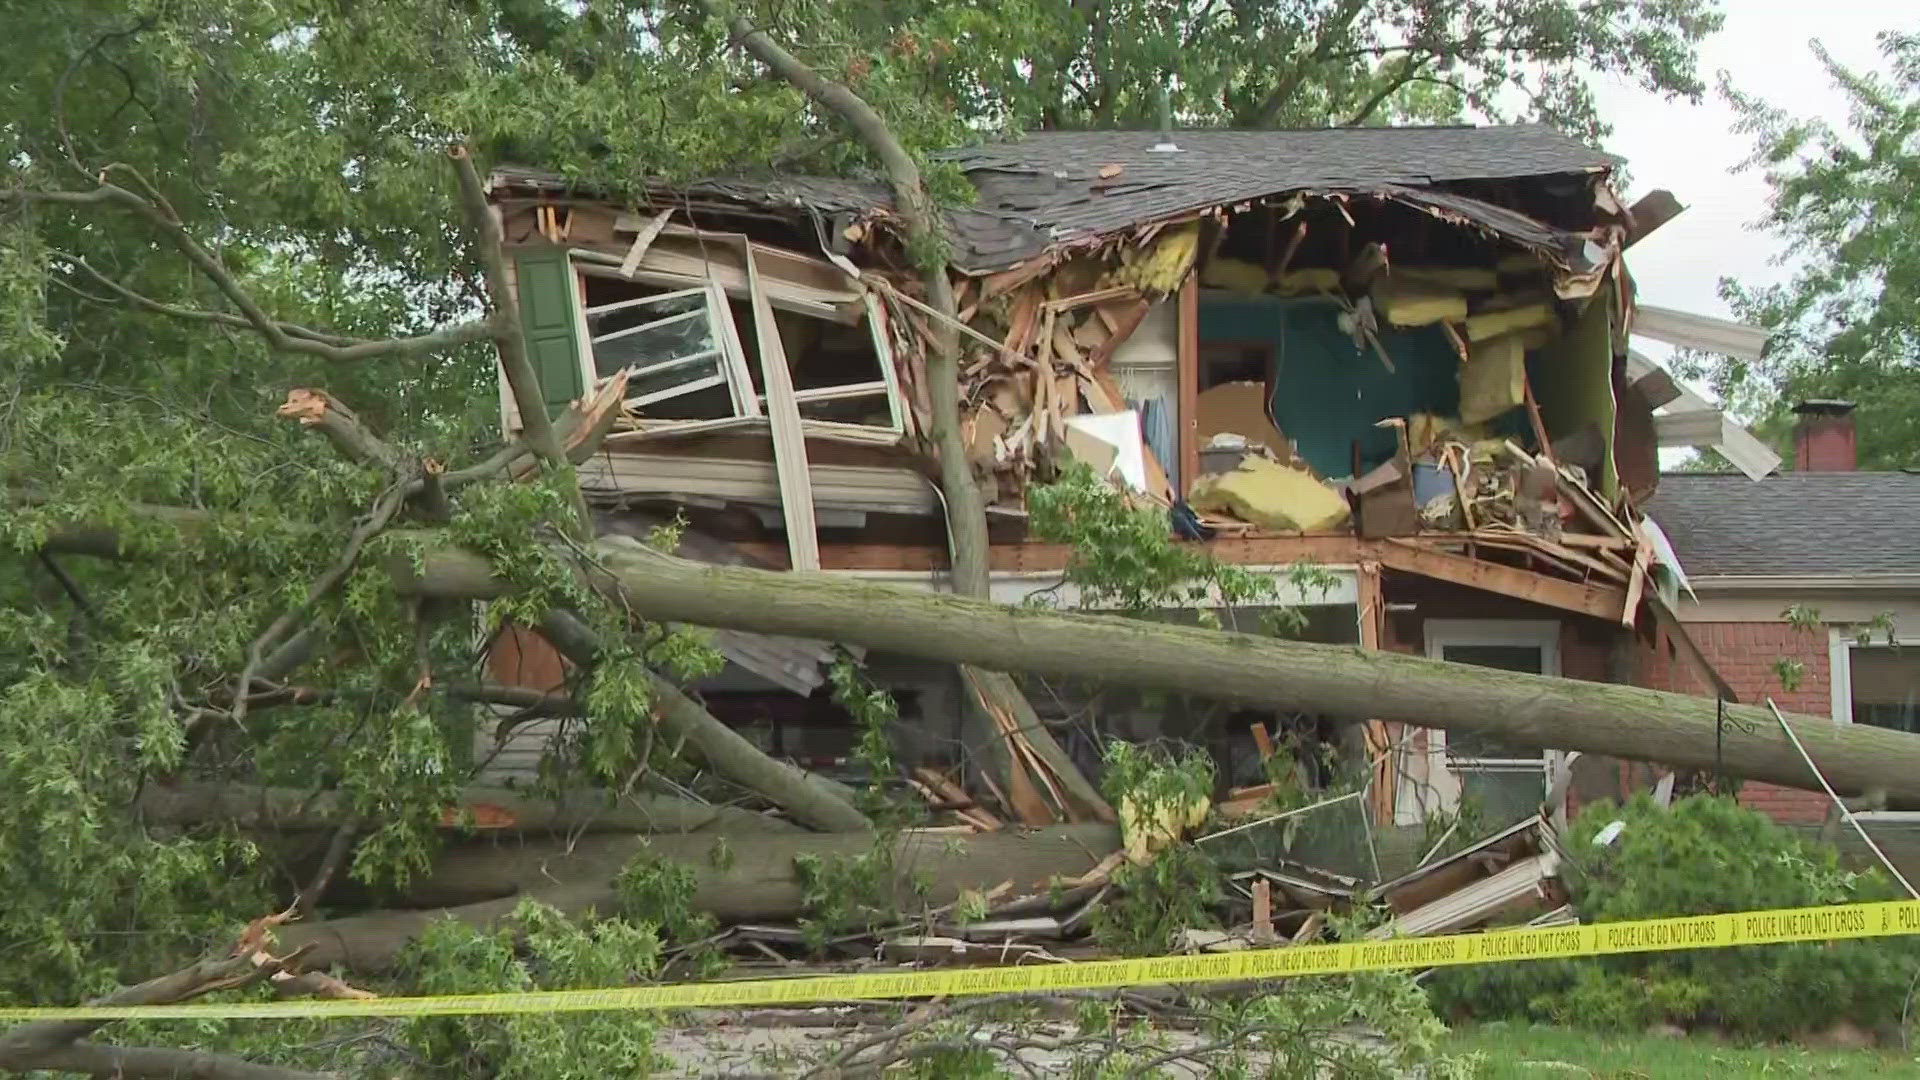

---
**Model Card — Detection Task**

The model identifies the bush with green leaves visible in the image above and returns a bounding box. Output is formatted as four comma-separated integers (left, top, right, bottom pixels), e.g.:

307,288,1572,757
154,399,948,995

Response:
1089,742,1222,955
1428,793,1920,1037
393,900,667,1078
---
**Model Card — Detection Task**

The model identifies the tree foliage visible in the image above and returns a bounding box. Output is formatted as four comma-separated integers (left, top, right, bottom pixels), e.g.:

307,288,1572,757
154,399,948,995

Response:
0,0,1726,1073
1678,31,1920,469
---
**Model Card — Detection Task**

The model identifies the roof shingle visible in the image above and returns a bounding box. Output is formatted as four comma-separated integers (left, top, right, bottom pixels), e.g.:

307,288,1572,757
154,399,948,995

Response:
1645,472,1920,577
939,123,1616,258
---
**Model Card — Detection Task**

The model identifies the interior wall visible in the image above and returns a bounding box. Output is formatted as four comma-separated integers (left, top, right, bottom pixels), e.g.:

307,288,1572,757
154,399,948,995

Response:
1109,302,1180,490
1526,282,1618,497
1198,296,1461,479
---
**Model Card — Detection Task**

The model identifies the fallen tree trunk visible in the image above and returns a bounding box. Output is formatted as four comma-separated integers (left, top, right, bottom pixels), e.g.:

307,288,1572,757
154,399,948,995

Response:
403,539,1920,807
535,611,872,833
280,824,1119,973
136,782,801,835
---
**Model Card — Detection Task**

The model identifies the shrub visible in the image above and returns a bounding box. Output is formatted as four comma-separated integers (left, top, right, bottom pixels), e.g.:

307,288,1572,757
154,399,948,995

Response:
1428,794,1920,1038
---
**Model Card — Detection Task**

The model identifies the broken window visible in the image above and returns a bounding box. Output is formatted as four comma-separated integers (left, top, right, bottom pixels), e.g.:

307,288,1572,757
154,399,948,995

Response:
568,256,902,438
751,301,903,433
583,285,748,417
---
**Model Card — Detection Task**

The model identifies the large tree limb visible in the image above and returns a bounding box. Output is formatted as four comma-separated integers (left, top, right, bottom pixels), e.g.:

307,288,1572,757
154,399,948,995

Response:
695,0,1104,823
19,1042,334,1080
395,539,1920,808
137,781,802,836
278,825,1119,973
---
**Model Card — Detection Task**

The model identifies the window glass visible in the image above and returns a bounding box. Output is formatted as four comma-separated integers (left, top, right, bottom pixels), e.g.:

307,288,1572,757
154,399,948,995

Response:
586,291,722,397
1851,646,1920,734
1440,642,1547,762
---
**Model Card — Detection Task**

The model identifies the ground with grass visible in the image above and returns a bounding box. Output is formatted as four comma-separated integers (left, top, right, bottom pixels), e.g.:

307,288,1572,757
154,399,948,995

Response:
1448,1024,1916,1078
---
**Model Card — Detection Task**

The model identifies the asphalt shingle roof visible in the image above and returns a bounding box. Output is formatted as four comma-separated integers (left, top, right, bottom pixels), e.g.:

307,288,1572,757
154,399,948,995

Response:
1645,472,1920,577
940,124,1617,254
492,123,1617,272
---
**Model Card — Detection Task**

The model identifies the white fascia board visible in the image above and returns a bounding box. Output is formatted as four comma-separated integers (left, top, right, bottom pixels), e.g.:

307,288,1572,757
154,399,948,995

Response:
1632,304,1769,361
1629,349,1780,480
1689,574,1920,592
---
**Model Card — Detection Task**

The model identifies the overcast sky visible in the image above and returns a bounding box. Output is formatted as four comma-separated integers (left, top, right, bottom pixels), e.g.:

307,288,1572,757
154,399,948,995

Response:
1595,2,1896,336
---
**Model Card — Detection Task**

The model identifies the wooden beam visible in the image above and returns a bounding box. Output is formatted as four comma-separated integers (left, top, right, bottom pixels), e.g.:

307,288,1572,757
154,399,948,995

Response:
1374,540,1627,622
728,535,1629,622
1356,560,1396,825
1177,271,1200,496
743,243,820,571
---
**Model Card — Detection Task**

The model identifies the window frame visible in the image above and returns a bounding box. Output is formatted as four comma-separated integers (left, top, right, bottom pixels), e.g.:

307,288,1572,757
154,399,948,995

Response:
568,257,903,438
577,281,759,417
1832,629,1920,822
1421,619,1564,810
1831,628,1920,728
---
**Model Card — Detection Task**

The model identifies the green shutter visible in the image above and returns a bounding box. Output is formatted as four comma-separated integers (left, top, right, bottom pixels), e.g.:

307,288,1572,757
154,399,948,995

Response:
512,249,585,418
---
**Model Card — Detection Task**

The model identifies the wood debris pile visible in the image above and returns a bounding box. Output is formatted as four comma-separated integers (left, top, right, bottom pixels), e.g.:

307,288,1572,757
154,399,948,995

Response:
952,232,1197,504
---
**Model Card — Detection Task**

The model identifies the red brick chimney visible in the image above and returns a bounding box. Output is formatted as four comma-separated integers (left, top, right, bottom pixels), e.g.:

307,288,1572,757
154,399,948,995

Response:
1792,400,1856,472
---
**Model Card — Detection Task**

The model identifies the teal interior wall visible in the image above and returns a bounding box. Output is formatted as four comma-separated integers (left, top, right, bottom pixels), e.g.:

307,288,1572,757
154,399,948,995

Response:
1198,296,1464,478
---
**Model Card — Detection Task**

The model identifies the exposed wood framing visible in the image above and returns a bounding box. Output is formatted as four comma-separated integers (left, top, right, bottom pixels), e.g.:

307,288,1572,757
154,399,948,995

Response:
1177,272,1201,497
1356,560,1395,824
742,243,820,570
1378,540,1625,620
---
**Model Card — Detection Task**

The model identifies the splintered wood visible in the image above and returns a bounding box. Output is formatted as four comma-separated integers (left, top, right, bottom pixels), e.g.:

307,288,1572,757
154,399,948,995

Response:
939,249,1177,503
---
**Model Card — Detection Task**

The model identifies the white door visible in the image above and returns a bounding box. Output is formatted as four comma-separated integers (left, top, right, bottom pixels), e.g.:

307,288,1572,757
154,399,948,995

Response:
1410,620,1563,823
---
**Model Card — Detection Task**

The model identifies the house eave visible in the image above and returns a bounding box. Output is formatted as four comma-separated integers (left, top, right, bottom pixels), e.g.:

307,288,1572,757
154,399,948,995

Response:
1686,574,1920,593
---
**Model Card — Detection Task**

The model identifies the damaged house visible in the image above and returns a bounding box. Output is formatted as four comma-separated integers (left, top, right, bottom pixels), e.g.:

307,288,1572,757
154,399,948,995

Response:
477,123,1769,832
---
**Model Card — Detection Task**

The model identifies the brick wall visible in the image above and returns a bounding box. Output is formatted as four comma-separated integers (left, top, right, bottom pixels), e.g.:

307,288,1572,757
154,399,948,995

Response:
1684,622,1833,824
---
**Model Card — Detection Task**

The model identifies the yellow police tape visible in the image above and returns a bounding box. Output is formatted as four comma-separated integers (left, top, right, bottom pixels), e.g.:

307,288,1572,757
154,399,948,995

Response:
5,898,1919,1023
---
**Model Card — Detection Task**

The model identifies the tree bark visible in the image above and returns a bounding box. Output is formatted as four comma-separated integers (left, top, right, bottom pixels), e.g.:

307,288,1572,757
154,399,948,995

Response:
19,1042,333,1080
0,953,333,1079
136,782,800,836
401,540,1920,808
279,825,1119,973
534,611,872,833
692,0,1107,825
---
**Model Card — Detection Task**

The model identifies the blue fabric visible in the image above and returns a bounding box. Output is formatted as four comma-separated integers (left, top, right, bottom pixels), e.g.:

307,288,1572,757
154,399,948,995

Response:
1137,396,1179,492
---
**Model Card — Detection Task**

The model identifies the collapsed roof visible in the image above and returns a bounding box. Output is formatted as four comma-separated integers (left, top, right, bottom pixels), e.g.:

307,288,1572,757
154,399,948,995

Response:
935,124,1620,271
489,123,1624,274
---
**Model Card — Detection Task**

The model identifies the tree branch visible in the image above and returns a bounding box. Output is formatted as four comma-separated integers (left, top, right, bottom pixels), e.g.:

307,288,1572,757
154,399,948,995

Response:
1242,0,1370,126
19,1042,335,1080
0,954,273,1066
1342,54,1434,126
276,389,401,471
53,251,491,355
446,146,591,540
6,185,493,363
